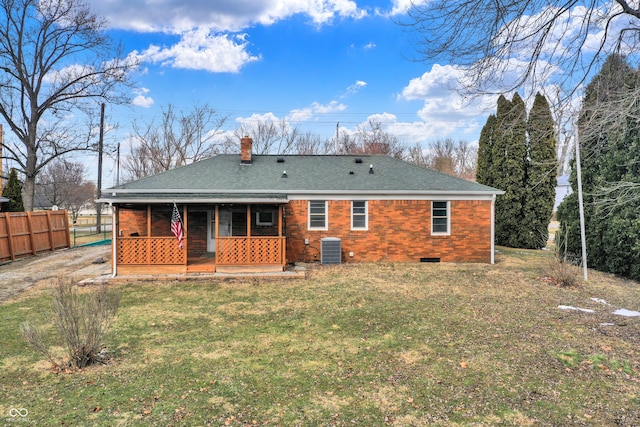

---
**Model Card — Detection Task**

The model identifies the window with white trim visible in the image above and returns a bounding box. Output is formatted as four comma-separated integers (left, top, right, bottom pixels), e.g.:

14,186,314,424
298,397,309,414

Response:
309,200,327,230
431,201,450,235
351,201,368,230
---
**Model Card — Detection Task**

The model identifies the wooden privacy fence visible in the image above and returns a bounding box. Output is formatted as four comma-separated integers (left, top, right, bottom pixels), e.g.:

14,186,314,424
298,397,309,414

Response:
0,210,70,262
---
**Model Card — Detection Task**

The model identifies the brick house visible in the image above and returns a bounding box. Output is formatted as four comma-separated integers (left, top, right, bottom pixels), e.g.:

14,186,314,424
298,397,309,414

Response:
98,137,504,276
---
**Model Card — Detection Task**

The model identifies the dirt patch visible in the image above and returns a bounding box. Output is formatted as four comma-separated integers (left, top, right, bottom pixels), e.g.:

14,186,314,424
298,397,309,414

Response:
0,245,111,303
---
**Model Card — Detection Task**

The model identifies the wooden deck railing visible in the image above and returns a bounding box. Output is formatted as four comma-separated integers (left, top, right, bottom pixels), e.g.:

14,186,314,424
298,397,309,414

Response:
116,236,284,266
117,236,186,265
216,236,285,266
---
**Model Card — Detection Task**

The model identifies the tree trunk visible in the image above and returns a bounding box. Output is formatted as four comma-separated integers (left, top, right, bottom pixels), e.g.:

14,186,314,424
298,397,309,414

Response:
22,175,35,211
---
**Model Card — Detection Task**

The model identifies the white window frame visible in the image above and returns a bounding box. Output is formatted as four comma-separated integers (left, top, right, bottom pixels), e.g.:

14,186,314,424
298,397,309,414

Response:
431,200,450,236
351,200,368,230
308,200,328,230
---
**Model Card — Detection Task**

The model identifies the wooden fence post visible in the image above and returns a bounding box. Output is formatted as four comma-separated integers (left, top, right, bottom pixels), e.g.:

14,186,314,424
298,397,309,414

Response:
5,213,15,260
26,212,36,255
62,210,70,248
46,211,54,251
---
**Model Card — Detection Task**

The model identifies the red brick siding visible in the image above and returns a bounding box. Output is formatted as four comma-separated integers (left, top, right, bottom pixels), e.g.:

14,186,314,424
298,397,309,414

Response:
117,206,147,237
118,206,176,237
285,199,492,264
117,199,493,265
150,208,173,237
250,204,280,236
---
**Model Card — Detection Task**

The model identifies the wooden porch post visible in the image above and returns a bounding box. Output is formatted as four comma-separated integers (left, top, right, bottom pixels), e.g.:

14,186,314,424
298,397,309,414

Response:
146,204,151,264
247,205,251,237
183,204,188,262
279,204,285,266
214,205,219,243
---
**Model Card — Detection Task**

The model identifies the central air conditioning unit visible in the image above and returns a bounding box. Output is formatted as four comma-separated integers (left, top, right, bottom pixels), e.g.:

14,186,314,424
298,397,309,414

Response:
321,237,341,264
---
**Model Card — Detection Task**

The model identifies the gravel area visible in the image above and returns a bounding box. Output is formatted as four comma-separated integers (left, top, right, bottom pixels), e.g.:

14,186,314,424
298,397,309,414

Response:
0,245,111,303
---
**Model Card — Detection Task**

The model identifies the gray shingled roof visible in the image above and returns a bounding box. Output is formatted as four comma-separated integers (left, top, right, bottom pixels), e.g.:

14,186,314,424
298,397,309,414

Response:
100,154,502,203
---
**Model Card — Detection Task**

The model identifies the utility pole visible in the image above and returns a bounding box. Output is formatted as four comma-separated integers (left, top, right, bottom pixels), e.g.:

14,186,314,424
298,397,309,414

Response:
335,122,339,154
116,142,120,186
96,103,104,233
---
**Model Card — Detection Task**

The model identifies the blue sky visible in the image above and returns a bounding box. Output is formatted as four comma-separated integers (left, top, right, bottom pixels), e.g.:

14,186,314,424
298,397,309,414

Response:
75,0,496,186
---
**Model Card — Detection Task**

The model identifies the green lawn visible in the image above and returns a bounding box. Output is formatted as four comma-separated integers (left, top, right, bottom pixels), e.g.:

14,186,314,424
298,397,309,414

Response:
2,248,640,426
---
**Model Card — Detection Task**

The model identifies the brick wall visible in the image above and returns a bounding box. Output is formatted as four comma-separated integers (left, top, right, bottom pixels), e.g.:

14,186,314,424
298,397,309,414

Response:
150,208,172,237
285,199,493,264
117,206,148,237
117,199,494,265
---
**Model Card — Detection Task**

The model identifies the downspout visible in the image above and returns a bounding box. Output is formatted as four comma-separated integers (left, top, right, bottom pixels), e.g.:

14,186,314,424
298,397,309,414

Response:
491,194,496,264
111,204,117,277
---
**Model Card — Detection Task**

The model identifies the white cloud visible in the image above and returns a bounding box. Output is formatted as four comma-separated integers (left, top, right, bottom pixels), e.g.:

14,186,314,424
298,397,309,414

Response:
396,64,500,142
345,80,367,96
287,101,347,122
90,0,366,74
287,108,314,123
401,64,495,114
137,30,260,72
363,42,376,50
236,112,281,126
389,0,428,16
355,113,452,143
312,101,347,114
91,0,366,33
131,88,154,108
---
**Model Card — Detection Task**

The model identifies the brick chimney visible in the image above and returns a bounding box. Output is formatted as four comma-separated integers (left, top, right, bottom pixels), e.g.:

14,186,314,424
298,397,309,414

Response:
240,136,252,164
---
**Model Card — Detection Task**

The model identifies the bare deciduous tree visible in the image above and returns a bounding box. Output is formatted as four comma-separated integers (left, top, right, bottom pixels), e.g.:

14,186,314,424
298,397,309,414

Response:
407,139,477,179
0,0,137,210
122,103,227,181
405,0,640,98
37,159,95,222
225,119,300,155
293,132,331,155
357,121,406,158
338,120,407,158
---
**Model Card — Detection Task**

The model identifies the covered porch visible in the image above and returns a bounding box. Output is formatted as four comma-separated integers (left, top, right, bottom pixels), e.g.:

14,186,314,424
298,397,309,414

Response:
113,202,287,276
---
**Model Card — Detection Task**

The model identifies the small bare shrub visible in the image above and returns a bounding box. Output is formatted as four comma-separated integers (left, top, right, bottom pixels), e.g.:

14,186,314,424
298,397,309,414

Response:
545,256,581,287
21,277,121,369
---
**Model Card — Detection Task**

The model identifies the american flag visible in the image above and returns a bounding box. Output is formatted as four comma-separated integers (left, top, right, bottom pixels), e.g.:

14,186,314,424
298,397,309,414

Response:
171,204,184,249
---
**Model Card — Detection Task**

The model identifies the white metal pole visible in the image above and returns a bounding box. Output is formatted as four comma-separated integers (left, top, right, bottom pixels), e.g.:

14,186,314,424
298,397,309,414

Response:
491,194,496,264
575,138,588,280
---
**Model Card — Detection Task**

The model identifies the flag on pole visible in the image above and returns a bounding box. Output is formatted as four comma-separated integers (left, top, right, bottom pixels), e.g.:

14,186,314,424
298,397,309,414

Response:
171,203,184,248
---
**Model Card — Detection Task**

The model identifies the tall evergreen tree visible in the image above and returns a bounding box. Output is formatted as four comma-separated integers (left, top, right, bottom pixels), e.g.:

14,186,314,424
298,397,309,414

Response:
481,92,558,249
523,92,557,248
476,114,496,187
2,168,24,212
494,93,528,247
557,54,640,280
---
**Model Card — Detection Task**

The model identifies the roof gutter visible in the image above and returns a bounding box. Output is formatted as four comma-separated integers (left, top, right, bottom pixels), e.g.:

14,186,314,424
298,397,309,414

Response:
97,196,289,205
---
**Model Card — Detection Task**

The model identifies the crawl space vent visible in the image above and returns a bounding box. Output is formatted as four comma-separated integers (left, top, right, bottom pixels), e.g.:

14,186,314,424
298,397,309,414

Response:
321,237,342,264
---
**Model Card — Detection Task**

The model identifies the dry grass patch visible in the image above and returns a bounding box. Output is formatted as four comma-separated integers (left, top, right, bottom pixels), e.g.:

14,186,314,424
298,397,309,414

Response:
3,248,640,425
